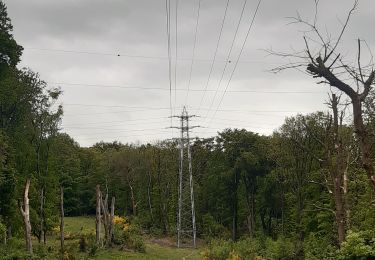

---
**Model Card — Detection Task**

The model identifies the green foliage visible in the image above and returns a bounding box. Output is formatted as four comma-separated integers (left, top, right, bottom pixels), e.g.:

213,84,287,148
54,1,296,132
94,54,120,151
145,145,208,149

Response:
204,236,296,260
78,235,87,252
1,1,375,258
204,239,233,260
0,220,5,242
265,236,295,259
338,230,375,259
0,238,54,259
201,214,230,239
303,233,337,260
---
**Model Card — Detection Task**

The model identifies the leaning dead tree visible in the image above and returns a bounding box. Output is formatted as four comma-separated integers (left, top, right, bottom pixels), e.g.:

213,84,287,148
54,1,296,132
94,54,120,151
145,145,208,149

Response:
98,186,115,247
19,179,33,254
270,0,375,192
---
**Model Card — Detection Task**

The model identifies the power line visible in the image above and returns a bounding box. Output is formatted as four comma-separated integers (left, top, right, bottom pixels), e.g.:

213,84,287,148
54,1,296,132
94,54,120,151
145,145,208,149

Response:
203,0,248,119
51,82,323,94
166,0,173,127
62,120,171,130
207,0,263,126
63,104,176,109
76,131,173,141
195,0,230,114
63,127,171,136
184,0,202,105
24,47,284,64
62,103,309,113
62,116,169,126
174,0,179,115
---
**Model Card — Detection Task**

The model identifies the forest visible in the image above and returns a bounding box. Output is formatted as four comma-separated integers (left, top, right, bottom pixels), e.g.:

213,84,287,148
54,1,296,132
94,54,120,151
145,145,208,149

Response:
1,0,375,259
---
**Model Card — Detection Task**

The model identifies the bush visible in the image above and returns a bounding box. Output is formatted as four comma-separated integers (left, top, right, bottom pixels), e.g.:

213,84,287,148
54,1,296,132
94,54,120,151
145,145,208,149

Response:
204,239,233,260
79,235,87,252
201,214,230,239
0,221,6,242
304,233,337,260
88,243,98,257
112,215,146,253
265,236,295,260
204,236,297,260
338,230,375,259
233,237,264,259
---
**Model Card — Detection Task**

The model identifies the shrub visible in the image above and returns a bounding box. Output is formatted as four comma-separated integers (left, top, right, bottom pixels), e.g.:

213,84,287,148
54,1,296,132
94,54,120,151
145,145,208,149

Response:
79,235,87,252
304,233,337,260
201,214,230,239
204,236,297,260
265,236,295,260
112,215,146,253
88,243,98,257
205,239,233,260
233,237,264,259
0,221,6,242
338,230,375,259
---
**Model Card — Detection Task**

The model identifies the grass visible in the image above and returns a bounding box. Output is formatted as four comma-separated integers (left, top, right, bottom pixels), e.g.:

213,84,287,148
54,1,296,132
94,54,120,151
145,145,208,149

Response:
0,217,202,259
63,216,202,260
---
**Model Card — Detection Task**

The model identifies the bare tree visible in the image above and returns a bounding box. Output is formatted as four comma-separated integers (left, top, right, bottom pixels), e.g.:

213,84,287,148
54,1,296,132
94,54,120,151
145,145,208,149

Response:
270,0,375,191
99,187,115,247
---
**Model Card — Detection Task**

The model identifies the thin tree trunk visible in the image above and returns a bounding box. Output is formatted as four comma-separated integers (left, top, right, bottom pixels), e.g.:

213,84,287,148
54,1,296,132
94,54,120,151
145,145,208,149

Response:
343,154,350,228
232,169,239,241
99,189,114,247
147,171,153,222
19,179,32,254
109,197,115,247
96,185,101,245
60,186,64,258
129,184,137,216
3,228,6,245
330,94,347,244
352,99,375,189
39,187,45,244
100,191,110,247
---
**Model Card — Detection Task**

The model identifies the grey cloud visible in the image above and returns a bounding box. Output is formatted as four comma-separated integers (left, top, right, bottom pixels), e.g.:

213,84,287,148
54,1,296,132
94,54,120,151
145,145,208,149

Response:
4,0,375,146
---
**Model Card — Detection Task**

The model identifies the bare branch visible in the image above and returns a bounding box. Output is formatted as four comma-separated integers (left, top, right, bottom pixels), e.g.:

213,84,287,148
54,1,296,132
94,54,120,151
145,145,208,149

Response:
325,0,358,61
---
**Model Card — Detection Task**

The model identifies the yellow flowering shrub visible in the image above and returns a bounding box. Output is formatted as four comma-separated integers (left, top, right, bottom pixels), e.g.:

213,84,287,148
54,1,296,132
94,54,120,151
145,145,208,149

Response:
123,223,130,232
229,250,240,260
52,225,60,233
113,215,127,226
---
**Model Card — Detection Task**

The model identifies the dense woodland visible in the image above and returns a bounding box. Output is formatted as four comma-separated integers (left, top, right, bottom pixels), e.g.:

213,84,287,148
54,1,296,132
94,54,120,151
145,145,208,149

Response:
1,1,375,259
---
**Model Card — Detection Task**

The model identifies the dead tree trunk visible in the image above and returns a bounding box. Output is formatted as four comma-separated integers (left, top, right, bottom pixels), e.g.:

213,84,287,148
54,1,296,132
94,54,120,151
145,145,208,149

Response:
99,189,115,247
329,94,348,244
95,185,101,245
19,179,32,254
109,197,115,244
100,191,110,247
60,186,64,258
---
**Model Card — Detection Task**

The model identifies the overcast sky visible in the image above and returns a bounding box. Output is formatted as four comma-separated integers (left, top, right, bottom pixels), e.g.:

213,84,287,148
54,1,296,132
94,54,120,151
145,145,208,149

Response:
4,0,375,147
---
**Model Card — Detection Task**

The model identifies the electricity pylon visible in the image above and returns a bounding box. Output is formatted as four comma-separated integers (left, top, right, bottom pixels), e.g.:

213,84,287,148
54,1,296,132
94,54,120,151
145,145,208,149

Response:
170,106,198,248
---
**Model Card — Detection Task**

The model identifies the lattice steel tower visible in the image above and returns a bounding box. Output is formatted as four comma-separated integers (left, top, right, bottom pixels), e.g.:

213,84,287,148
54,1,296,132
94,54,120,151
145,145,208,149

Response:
171,106,197,248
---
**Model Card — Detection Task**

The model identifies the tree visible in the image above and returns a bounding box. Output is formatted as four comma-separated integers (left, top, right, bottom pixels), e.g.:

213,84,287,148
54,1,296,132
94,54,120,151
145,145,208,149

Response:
0,1,23,70
271,0,375,192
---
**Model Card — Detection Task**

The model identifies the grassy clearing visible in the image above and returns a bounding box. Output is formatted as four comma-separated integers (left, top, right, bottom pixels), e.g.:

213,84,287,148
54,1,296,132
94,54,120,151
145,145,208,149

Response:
63,216,202,259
